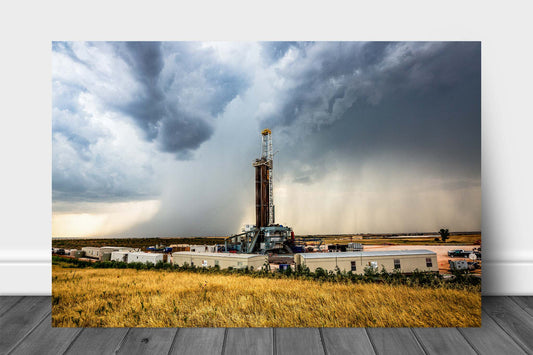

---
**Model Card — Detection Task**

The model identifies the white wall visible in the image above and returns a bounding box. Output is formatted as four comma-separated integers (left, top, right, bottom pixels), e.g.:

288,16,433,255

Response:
1,1,532,295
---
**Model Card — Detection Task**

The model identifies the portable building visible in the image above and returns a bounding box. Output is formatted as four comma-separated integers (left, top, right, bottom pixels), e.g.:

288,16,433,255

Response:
101,246,138,253
111,251,129,263
81,247,103,259
69,249,78,257
172,252,267,270
127,252,165,264
81,246,137,260
189,245,218,253
75,250,85,258
81,247,113,259
294,250,438,274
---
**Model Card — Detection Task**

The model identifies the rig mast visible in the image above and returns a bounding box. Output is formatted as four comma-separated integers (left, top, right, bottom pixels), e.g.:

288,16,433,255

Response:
225,128,293,254
253,129,275,228
262,129,274,225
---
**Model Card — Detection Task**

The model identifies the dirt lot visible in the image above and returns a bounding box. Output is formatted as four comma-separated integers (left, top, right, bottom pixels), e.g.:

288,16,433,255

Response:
363,244,481,275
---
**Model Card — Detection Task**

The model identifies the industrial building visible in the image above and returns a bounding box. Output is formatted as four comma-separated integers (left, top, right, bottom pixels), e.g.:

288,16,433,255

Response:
172,252,267,270
294,249,438,274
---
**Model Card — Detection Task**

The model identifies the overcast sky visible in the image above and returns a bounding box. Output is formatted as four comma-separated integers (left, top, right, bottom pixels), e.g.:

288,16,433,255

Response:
52,41,481,237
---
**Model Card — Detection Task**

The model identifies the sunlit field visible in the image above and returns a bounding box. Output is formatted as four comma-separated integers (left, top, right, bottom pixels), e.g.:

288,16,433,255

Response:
52,265,480,327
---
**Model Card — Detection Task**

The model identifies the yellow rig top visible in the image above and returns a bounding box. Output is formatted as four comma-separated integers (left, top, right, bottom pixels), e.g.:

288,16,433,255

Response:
261,128,271,135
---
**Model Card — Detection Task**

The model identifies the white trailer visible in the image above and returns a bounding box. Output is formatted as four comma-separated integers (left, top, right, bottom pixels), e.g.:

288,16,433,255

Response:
189,245,218,253
81,246,139,260
127,252,165,264
172,252,267,270
111,251,129,262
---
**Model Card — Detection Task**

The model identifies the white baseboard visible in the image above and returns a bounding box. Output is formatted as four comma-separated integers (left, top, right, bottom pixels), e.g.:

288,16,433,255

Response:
0,262,51,295
1,260,531,296
482,261,533,295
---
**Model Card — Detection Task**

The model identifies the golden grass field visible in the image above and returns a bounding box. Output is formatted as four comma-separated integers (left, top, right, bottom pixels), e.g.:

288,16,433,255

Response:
52,265,481,328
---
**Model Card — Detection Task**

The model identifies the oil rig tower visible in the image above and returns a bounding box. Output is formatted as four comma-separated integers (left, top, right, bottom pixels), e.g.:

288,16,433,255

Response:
224,129,294,254
253,128,274,228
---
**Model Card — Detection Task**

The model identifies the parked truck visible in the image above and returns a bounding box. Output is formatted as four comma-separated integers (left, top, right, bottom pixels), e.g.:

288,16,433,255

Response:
448,249,482,259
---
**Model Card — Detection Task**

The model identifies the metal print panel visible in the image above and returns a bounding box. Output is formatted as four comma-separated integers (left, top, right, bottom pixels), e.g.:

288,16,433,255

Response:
52,41,481,327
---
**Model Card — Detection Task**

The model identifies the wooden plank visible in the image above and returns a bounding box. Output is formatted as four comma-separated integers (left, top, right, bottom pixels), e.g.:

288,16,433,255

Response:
510,296,533,317
484,296,533,353
116,328,177,355
412,328,476,355
366,328,424,355
64,328,129,355
321,328,374,355
459,310,527,355
10,313,82,355
0,297,50,353
0,296,23,316
224,328,273,355
275,328,324,355
169,328,225,355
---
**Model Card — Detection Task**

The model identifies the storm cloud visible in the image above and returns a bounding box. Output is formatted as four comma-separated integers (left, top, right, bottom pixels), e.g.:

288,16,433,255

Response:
260,42,480,187
53,41,249,202
52,42,481,236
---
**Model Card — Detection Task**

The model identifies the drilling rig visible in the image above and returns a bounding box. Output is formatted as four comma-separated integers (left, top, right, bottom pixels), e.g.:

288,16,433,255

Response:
224,129,294,254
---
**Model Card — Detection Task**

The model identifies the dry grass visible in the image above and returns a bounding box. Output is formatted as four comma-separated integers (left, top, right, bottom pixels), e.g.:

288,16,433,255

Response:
52,265,480,328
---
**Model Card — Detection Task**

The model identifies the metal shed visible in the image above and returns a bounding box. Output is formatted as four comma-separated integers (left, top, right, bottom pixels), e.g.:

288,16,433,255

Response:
172,252,267,270
294,250,438,274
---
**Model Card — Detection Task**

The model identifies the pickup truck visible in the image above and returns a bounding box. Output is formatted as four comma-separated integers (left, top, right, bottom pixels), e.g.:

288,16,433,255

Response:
448,249,468,257
448,249,482,259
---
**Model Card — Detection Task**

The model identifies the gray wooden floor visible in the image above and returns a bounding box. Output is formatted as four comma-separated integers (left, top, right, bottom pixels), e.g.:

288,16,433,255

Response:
0,297,532,355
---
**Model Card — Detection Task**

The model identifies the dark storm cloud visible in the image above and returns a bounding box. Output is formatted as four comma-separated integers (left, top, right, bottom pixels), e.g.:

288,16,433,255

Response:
263,42,481,181
112,42,166,140
106,42,248,154
52,42,250,203
158,113,213,156
54,41,249,158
